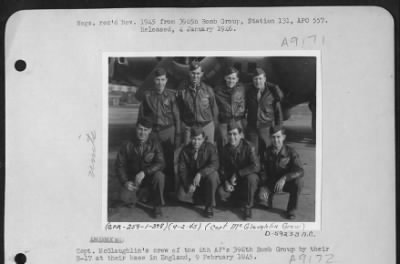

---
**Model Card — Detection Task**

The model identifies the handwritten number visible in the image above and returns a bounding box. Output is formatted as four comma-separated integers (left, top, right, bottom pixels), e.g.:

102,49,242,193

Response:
326,254,334,264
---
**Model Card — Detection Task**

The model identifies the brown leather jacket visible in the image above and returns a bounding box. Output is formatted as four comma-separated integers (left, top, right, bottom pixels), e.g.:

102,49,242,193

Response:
115,134,165,184
138,88,181,134
214,83,246,123
219,139,260,181
178,141,219,189
261,144,304,184
177,81,219,126
246,82,284,128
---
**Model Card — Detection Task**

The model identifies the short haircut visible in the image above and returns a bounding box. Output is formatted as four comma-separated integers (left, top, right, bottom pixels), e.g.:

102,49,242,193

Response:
251,67,266,78
227,120,243,134
224,66,239,77
137,117,153,129
270,125,285,135
154,67,167,77
189,61,202,71
190,125,205,138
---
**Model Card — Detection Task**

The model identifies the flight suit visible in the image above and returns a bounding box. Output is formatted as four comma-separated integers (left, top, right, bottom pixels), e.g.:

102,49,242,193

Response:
115,134,166,206
218,139,260,208
177,141,220,207
138,88,181,192
246,82,284,154
214,83,246,153
259,144,304,214
177,81,219,144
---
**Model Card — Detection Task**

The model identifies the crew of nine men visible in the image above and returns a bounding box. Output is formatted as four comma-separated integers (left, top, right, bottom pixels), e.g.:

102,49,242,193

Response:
115,61,304,221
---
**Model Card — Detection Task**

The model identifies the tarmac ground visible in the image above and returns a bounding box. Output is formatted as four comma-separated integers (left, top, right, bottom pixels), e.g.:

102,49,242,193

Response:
107,103,316,222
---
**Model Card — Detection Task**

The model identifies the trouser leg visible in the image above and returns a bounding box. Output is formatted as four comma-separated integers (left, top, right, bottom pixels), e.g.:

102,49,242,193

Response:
217,123,228,155
183,124,191,145
150,171,165,206
202,121,215,144
157,127,176,193
282,178,303,213
246,126,259,154
203,171,219,207
258,126,271,149
239,173,259,207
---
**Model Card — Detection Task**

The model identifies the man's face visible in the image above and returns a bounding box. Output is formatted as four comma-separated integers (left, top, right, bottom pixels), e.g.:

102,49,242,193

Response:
224,73,239,88
154,75,168,92
189,67,203,85
191,134,205,150
136,124,152,142
227,128,242,147
271,130,286,150
252,74,266,90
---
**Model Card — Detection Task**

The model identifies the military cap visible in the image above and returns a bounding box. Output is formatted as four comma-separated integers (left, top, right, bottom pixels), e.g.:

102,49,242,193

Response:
227,120,241,132
137,117,153,129
154,67,167,77
270,125,285,135
190,125,205,137
189,61,202,71
251,67,266,77
224,66,239,76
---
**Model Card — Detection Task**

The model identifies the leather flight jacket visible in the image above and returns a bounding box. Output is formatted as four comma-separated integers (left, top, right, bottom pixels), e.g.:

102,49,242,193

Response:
115,134,165,184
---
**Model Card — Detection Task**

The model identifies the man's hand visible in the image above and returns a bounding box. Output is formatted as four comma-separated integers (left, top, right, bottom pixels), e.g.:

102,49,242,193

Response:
274,176,286,193
135,171,145,186
259,187,270,202
224,180,235,192
230,174,237,186
124,181,136,192
193,173,202,187
188,184,196,193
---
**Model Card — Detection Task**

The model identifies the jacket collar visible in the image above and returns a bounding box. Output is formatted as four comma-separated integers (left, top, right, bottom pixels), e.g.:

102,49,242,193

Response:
270,144,288,157
224,83,239,91
190,140,206,153
151,88,166,96
251,83,270,95
132,134,152,146
227,138,243,152
188,81,203,92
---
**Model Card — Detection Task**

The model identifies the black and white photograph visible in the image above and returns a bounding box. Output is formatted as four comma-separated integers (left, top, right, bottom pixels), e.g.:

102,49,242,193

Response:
4,5,395,264
106,54,320,223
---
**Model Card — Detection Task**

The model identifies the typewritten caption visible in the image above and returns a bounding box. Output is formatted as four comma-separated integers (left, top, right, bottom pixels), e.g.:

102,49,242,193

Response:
75,16,327,48
75,243,335,263
76,17,328,33
104,221,313,232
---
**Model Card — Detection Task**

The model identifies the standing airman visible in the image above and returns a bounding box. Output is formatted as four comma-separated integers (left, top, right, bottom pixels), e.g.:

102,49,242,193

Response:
214,66,246,154
177,61,219,144
138,68,181,193
246,67,284,154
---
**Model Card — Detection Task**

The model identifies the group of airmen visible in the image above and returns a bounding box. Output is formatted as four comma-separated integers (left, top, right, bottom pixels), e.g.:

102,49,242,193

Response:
115,61,304,220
